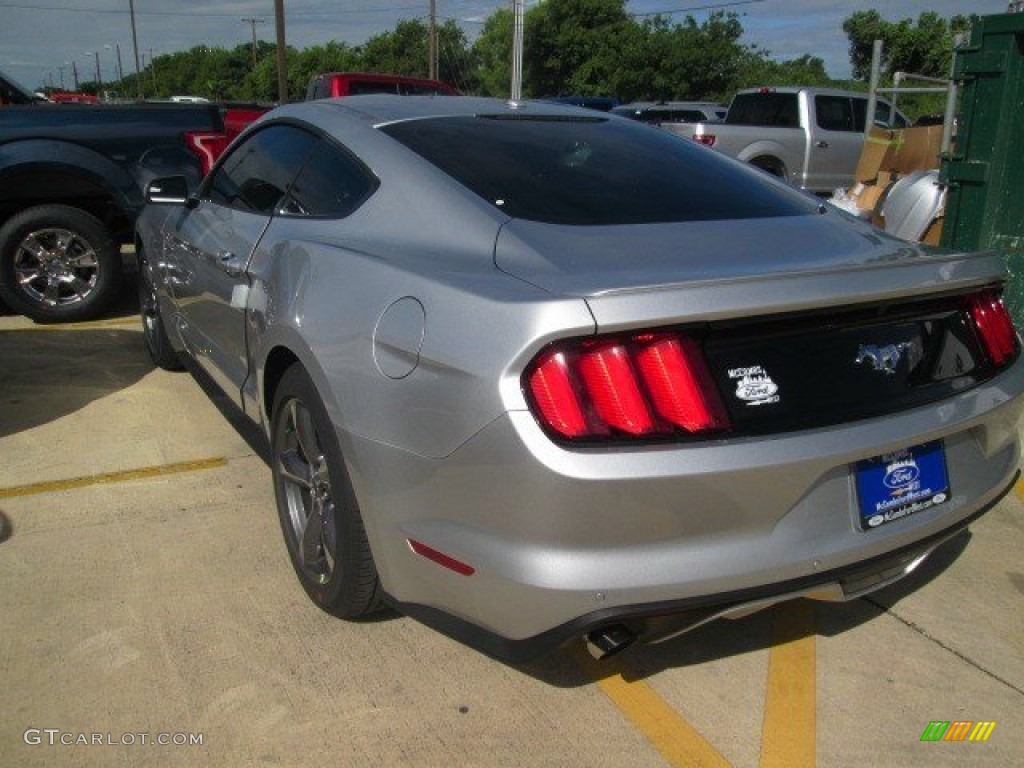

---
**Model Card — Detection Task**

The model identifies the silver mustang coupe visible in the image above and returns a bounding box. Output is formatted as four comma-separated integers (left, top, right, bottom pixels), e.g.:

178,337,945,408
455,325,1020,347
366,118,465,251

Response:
135,96,1024,661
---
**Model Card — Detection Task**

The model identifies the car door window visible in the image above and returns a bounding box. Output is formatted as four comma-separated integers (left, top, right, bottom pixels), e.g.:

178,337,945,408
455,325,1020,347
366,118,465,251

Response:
816,95,855,131
205,125,317,214
279,139,378,218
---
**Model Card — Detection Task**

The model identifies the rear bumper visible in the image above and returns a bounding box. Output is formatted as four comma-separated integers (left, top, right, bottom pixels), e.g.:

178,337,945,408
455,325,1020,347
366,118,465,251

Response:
386,481,1011,662
344,362,1024,661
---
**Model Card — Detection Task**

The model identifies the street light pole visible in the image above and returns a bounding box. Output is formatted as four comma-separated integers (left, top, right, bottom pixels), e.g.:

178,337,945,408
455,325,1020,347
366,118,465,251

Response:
106,44,124,83
86,51,102,94
511,0,524,100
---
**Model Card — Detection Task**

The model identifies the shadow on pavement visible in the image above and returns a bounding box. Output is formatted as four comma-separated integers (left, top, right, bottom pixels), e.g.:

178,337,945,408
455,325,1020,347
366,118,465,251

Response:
0,326,152,438
513,529,972,688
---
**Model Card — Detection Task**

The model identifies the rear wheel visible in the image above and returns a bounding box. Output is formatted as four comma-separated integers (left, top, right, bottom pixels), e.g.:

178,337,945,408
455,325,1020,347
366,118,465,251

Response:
0,205,122,323
271,364,382,617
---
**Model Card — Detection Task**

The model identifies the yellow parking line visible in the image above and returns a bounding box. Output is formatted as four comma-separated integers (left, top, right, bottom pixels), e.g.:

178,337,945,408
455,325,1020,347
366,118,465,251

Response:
0,457,228,499
760,601,816,768
26,317,142,331
574,646,733,768
1014,477,1024,502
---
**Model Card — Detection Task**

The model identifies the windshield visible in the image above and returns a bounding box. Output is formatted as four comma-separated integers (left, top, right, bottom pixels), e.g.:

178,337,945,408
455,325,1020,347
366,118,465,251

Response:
381,115,813,226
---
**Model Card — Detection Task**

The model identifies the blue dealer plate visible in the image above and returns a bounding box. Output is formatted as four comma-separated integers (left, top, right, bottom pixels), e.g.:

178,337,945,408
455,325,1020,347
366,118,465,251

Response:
855,440,949,529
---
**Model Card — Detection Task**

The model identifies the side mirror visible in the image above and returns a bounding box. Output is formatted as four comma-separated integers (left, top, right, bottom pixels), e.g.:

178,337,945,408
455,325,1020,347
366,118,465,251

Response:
145,176,190,205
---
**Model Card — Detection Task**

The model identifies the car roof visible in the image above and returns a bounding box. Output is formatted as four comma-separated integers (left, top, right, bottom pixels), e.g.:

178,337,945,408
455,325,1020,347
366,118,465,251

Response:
273,95,596,126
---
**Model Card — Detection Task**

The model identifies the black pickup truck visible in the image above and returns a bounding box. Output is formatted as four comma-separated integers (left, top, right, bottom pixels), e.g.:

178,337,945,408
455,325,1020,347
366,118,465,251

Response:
0,71,235,322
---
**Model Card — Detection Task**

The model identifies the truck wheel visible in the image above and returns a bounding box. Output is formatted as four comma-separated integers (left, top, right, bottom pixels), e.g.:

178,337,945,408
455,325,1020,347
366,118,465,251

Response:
749,157,787,180
0,205,122,323
271,364,383,618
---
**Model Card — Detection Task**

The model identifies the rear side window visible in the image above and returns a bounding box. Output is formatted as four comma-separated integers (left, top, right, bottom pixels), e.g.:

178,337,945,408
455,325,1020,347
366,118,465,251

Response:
349,81,399,95
281,140,377,218
815,95,855,131
205,124,317,214
726,93,799,127
381,115,814,226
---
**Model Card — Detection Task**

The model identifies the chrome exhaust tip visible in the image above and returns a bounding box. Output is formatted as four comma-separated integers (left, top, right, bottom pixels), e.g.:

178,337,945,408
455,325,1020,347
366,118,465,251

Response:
585,624,636,660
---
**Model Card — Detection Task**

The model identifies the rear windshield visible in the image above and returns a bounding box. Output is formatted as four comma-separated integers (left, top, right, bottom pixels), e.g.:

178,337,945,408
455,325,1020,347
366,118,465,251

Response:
380,115,813,226
726,93,800,127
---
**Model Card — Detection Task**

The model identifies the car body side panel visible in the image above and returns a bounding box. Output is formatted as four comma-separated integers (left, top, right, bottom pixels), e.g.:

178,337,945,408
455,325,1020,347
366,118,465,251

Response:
244,214,595,459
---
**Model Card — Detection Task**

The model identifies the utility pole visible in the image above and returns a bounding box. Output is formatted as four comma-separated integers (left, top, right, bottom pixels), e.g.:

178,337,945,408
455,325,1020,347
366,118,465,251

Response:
274,0,287,103
428,0,437,81
241,17,266,69
129,0,142,99
71,60,79,90
87,50,102,94
148,48,158,93
57,64,65,89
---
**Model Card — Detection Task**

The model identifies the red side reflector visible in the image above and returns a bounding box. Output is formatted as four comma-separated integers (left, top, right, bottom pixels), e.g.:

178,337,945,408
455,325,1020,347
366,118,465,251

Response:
633,335,729,432
185,131,229,176
693,134,716,147
968,291,1018,366
408,539,475,576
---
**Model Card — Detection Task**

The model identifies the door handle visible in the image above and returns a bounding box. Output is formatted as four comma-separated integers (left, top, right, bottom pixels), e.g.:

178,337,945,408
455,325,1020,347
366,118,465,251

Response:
217,251,244,278
816,140,829,148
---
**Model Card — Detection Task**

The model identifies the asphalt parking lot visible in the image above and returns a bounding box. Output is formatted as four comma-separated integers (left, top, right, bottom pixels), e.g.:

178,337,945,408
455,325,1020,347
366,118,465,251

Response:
1,291,1022,767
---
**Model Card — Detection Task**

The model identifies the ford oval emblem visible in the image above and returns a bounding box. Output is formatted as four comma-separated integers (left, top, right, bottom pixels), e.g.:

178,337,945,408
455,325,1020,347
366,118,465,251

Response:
883,461,920,489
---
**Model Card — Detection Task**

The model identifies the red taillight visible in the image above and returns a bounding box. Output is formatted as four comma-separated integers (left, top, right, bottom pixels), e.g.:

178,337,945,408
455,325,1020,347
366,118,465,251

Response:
525,331,730,442
579,341,654,435
693,134,716,147
633,335,729,433
968,291,1018,367
185,131,229,176
528,349,588,438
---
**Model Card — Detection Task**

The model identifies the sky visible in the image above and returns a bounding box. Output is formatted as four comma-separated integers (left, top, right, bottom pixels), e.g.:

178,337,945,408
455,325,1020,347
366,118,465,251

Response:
0,0,1013,92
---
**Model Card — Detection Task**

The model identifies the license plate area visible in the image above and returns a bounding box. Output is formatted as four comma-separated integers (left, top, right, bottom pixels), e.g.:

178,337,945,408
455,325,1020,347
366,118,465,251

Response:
855,440,949,530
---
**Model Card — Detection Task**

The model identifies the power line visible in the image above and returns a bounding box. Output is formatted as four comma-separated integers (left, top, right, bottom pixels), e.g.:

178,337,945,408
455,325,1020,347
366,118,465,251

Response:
0,2,423,17
629,0,767,18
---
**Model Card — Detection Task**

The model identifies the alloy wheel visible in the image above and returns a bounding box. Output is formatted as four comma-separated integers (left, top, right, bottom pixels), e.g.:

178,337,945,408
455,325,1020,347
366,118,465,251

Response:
276,397,338,584
14,227,100,307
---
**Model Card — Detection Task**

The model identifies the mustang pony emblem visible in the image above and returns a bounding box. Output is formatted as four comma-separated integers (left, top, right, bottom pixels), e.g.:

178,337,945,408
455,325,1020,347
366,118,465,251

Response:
855,343,912,375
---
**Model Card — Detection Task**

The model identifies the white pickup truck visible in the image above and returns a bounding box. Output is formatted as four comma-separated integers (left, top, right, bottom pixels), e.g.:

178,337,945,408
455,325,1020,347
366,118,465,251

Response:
663,87,909,194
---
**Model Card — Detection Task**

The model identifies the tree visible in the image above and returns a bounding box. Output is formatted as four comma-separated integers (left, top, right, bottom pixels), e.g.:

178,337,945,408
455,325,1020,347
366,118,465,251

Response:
523,0,633,97
473,9,513,97
842,10,973,81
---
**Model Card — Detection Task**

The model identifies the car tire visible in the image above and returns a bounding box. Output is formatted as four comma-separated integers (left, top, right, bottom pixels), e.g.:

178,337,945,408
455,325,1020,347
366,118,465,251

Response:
137,248,183,371
0,205,122,323
271,364,383,618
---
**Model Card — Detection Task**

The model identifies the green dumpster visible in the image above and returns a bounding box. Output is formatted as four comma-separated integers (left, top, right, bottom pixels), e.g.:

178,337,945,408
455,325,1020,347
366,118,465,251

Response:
941,11,1024,322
